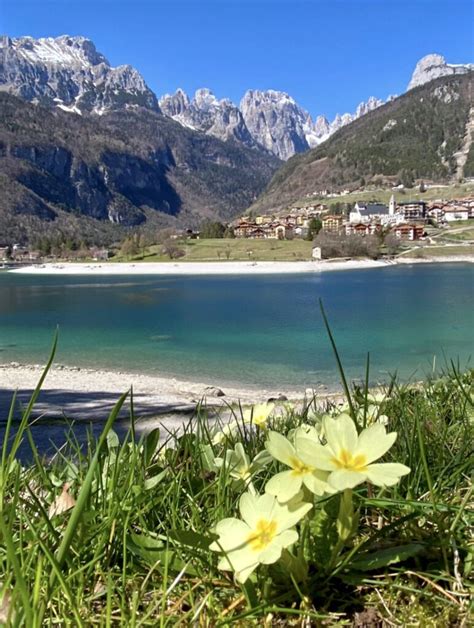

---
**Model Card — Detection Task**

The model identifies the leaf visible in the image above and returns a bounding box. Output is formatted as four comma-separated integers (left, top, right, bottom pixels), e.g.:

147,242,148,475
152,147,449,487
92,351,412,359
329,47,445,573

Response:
144,469,168,491
48,483,76,518
306,498,339,566
349,543,424,571
126,533,199,575
107,430,120,450
167,529,215,551
143,428,160,467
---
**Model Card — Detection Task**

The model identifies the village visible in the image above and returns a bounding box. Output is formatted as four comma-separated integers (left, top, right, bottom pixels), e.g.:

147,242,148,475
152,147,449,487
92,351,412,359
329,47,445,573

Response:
1,193,473,265
232,195,474,242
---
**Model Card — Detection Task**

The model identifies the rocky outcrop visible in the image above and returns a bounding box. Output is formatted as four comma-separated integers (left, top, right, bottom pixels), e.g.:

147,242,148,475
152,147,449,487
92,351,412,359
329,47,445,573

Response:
0,35,159,114
159,88,257,147
161,87,389,160
240,90,311,160
408,54,473,90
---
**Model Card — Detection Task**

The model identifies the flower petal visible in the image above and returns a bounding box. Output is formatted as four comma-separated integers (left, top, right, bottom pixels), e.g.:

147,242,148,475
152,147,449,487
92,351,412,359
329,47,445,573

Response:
302,471,334,496
258,542,284,565
355,424,397,463
218,549,259,583
210,518,250,552
324,414,358,455
296,438,337,471
275,499,312,532
365,462,411,487
265,470,302,503
265,431,296,466
328,468,366,490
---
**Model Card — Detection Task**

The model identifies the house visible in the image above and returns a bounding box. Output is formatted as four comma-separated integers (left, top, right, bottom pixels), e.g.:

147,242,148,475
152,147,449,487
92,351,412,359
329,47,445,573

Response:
392,224,425,241
255,214,273,225
345,223,381,236
185,229,200,239
91,248,111,261
397,201,426,221
234,221,257,238
274,223,293,239
0,246,9,260
442,206,469,222
312,246,322,260
322,215,344,232
248,227,267,239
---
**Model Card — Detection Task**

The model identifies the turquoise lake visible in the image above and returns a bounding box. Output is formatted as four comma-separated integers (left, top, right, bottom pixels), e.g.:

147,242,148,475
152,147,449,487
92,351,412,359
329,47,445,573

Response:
0,263,473,390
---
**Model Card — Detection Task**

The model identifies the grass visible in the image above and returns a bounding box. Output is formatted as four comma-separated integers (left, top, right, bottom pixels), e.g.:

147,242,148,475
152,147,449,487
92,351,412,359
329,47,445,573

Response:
1,333,473,625
114,238,313,263
440,228,474,242
292,182,474,210
407,244,474,258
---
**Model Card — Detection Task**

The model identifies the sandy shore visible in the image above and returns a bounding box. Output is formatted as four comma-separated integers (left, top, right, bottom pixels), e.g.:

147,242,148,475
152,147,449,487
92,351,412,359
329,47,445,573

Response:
8,256,473,275
0,362,331,425
8,259,385,275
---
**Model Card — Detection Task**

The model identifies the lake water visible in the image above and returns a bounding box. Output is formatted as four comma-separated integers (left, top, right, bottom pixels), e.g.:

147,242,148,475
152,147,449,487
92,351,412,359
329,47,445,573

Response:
0,264,473,390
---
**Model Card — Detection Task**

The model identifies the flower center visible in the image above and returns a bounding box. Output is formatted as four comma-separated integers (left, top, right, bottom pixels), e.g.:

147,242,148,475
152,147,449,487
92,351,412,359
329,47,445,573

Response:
247,519,278,551
332,449,367,471
289,456,314,476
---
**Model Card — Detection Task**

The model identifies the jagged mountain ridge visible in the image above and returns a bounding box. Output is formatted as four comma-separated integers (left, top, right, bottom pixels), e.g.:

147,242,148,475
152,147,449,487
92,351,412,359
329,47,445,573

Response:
0,35,159,114
160,87,388,160
250,73,474,214
2,35,471,162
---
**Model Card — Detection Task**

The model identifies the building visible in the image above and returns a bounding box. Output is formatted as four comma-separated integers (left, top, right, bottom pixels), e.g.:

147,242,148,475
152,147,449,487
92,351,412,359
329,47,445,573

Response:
312,246,322,260
0,246,9,260
345,223,382,236
397,201,426,222
349,202,390,224
392,224,425,241
234,221,257,238
442,206,469,222
322,215,344,232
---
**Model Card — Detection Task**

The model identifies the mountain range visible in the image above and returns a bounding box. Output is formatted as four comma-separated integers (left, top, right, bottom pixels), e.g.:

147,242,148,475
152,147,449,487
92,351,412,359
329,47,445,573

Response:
4,35,470,162
0,34,472,242
250,72,474,214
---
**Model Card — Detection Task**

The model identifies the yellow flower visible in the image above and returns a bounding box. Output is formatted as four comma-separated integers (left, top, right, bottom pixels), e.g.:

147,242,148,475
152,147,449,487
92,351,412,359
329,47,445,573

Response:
264,431,334,502
298,413,410,491
243,403,275,429
215,443,271,491
209,492,311,583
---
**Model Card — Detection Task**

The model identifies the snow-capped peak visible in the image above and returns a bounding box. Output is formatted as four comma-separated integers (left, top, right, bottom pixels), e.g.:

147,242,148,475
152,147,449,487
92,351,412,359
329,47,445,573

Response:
0,34,158,114
10,35,108,69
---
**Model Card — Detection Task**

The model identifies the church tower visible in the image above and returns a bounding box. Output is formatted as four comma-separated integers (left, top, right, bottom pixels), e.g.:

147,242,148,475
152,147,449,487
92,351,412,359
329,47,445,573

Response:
389,194,396,216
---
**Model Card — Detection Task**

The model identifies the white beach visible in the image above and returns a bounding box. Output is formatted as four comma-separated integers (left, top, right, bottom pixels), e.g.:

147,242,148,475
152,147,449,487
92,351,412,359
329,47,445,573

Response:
9,259,385,275
7,255,473,276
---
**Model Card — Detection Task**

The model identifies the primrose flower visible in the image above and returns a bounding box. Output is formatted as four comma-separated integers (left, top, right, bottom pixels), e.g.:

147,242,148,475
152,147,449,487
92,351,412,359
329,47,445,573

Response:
215,443,271,490
265,431,334,502
210,492,312,583
243,403,275,429
300,413,410,491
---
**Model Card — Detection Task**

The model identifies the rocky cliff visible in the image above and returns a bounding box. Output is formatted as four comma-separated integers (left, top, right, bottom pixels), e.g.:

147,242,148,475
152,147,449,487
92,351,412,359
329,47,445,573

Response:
0,93,279,243
407,53,473,90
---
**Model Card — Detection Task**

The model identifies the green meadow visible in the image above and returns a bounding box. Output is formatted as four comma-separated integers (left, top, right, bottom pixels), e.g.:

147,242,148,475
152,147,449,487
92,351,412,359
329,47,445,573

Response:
116,238,314,263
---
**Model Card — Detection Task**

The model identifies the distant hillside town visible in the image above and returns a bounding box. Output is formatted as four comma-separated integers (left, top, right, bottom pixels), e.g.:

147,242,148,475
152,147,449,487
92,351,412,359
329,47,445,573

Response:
233,195,474,242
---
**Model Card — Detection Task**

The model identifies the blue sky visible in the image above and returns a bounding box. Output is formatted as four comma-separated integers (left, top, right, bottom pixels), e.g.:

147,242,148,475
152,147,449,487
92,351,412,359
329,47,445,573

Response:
1,0,472,119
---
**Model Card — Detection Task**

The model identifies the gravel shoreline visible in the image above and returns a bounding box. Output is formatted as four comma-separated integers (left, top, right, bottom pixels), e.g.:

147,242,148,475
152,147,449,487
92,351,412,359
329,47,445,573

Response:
0,362,339,424
7,255,473,276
